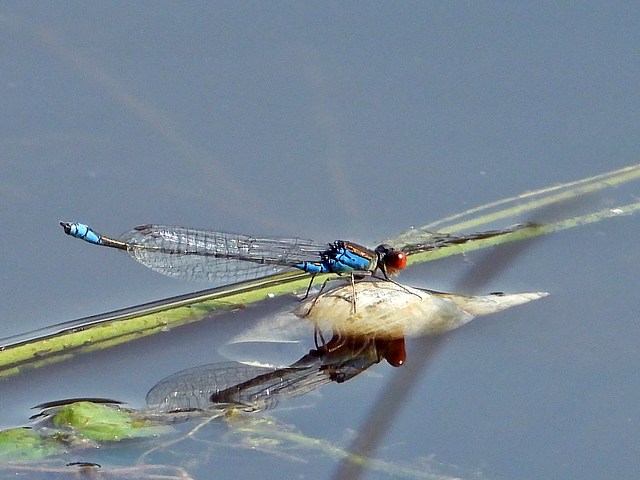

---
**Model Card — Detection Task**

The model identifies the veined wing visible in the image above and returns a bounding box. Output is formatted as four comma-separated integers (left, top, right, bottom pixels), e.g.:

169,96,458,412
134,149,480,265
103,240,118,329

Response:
119,225,328,283
393,223,531,256
145,361,330,414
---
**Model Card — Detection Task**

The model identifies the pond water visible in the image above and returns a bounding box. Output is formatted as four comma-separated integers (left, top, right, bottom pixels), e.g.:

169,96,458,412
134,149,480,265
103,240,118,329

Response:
1,3,639,479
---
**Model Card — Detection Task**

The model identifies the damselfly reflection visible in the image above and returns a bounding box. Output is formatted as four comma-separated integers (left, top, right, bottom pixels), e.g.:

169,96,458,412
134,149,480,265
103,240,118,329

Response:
145,333,405,417
146,279,545,417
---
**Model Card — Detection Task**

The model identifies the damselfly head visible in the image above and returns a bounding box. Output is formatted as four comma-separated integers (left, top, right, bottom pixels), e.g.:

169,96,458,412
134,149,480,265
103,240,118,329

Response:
375,244,408,275
376,337,406,367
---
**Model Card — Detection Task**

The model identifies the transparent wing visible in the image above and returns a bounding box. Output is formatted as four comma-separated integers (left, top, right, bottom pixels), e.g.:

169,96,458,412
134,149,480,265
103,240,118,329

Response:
391,224,531,255
145,361,330,414
119,225,328,283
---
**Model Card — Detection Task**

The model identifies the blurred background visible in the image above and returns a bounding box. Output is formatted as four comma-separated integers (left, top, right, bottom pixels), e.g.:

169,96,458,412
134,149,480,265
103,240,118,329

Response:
1,3,639,479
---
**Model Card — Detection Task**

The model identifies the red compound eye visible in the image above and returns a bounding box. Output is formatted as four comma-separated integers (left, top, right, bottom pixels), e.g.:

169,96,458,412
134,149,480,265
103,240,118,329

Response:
378,337,406,367
384,250,407,274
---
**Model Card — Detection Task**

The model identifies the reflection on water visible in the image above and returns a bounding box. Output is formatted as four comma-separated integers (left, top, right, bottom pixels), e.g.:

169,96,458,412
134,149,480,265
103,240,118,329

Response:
0,329,413,478
145,332,405,417
0,276,551,480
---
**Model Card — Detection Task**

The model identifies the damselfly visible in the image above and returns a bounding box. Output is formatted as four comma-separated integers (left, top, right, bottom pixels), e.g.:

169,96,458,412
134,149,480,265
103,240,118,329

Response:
60,221,527,289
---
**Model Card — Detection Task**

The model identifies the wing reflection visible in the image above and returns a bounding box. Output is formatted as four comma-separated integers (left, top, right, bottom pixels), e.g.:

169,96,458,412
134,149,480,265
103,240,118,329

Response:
146,332,405,417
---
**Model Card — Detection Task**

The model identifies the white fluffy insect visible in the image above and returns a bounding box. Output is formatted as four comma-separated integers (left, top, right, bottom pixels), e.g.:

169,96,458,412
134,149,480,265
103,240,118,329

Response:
295,280,548,339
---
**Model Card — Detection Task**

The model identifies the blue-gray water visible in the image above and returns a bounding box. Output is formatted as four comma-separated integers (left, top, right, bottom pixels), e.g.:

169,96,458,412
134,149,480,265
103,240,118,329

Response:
1,3,639,479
